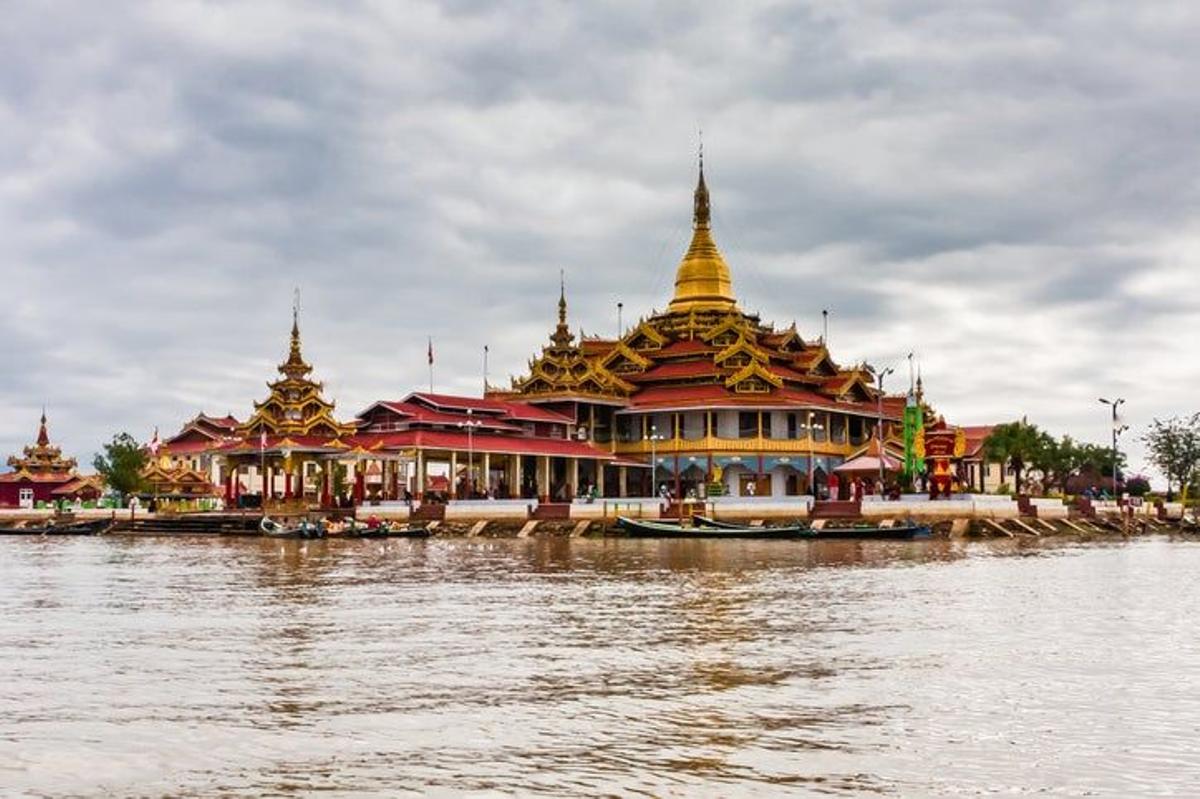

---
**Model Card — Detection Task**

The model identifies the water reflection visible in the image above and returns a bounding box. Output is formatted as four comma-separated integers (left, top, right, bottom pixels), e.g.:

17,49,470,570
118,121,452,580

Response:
0,535,1197,796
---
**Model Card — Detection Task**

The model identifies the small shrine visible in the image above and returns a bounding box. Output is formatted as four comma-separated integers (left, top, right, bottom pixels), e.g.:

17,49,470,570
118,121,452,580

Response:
916,417,967,499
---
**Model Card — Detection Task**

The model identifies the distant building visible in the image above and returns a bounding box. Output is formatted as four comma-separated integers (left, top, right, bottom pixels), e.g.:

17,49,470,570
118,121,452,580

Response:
0,412,103,508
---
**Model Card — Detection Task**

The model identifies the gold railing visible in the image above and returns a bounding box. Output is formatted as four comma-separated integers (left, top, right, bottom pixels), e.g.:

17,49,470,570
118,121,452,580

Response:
613,435,858,456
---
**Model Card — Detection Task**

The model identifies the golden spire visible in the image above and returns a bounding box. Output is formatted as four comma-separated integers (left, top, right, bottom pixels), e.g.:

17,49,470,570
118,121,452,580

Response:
280,299,312,379
550,270,575,349
37,407,49,447
668,151,737,313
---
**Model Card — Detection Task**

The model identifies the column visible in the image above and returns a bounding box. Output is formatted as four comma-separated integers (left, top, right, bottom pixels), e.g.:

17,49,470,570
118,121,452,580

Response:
354,463,365,504
449,451,458,499
513,455,523,499
537,456,550,502
481,452,491,496
415,450,426,499
261,464,269,499
284,467,293,500
618,466,628,498
567,458,579,500
321,464,331,507
225,470,234,505
596,462,605,496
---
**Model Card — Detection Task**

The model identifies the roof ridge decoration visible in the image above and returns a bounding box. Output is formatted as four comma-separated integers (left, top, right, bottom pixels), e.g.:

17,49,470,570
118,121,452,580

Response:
725,360,783,393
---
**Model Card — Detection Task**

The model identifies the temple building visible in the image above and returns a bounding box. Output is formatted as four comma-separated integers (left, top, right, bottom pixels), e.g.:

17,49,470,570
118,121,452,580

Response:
352,392,619,502
491,162,907,499
0,412,103,508
212,308,360,509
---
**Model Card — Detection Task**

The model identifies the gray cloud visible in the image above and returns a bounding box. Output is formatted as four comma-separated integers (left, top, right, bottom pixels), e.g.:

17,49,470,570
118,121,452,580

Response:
2,1,1198,481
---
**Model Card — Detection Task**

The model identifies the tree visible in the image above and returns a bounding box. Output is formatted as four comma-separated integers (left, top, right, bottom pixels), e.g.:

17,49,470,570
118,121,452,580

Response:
1144,414,1200,501
983,421,1044,494
93,432,148,502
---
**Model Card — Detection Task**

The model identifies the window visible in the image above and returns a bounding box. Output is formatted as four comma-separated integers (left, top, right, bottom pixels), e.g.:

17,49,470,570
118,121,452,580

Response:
738,412,758,439
787,413,798,439
812,414,828,442
761,412,772,439
830,415,847,444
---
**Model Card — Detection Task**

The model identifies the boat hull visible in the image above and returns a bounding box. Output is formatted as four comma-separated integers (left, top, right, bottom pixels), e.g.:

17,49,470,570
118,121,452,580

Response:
616,517,812,539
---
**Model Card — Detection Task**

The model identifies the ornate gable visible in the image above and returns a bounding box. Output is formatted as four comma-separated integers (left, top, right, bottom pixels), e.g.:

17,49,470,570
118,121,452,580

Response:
725,360,784,393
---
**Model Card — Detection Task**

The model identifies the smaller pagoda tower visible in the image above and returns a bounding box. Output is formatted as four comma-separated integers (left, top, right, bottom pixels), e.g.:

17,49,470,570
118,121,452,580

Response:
0,411,97,507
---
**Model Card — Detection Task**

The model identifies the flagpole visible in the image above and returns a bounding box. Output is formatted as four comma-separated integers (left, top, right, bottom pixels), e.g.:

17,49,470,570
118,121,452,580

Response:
483,345,489,394
428,336,434,393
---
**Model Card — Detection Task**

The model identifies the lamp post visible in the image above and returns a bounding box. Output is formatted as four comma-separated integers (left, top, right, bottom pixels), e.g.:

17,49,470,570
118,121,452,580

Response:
457,408,481,498
806,410,825,498
646,422,661,498
876,366,895,493
1099,397,1126,500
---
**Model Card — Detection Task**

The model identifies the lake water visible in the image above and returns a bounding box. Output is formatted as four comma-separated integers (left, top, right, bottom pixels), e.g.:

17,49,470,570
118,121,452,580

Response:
1,535,1198,796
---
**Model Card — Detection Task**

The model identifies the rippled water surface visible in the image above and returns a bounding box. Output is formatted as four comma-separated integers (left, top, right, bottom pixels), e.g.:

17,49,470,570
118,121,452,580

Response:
2,535,1199,796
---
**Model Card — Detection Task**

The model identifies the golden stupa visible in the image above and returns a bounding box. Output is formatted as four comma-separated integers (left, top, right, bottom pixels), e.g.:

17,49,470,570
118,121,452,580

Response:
667,162,737,313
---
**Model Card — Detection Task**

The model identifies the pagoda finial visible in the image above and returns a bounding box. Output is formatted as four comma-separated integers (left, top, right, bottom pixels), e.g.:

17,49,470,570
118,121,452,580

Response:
693,138,710,230
37,407,49,447
550,271,575,349
280,297,312,379
558,269,567,326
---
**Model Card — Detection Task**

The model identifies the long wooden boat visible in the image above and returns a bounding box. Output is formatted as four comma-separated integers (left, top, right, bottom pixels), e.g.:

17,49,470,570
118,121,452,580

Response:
338,523,432,539
0,518,114,536
260,517,326,539
616,516,813,539
814,523,932,540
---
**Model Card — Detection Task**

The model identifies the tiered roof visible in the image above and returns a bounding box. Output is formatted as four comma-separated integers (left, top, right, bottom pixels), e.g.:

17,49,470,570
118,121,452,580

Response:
235,310,356,441
499,165,894,418
1,412,78,481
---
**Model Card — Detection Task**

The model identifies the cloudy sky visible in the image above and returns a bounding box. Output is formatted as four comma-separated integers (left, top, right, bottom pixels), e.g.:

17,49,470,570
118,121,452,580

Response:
3,1,1198,479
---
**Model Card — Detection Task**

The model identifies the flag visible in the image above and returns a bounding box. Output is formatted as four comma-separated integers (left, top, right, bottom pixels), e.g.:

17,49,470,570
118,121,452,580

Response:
148,427,160,455
427,337,434,365
259,428,267,451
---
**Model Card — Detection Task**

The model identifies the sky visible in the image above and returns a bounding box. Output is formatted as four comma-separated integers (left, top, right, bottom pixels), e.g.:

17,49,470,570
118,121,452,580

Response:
2,1,1198,480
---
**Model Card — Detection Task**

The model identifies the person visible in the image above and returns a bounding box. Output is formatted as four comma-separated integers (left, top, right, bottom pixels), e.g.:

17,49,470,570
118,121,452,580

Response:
746,480,756,497
403,486,413,509
827,471,840,500
852,477,864,502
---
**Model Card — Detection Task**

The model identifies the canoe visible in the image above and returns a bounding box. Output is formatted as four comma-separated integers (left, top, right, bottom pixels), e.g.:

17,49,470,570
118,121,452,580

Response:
814,523,932,540
616,516,812,539
340,525,432,539
0,518,114,536
260,517,325,539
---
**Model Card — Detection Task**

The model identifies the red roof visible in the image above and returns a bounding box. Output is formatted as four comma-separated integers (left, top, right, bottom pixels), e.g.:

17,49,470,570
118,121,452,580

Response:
404,393,572,423
957,424,997,457
656,340,711,357
356,429,614,459
628,360,718,382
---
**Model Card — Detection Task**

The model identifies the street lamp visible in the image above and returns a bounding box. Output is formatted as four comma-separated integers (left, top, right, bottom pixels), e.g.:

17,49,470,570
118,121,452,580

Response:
806,410,825,498
457,408,482,498
876,366,896,492
645,422,662,498
1099,397,1127,500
